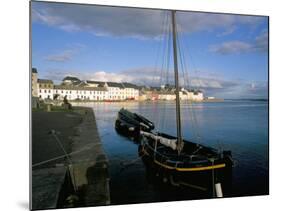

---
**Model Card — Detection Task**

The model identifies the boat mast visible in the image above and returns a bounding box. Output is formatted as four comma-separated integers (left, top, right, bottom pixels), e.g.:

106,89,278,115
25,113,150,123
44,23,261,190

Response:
171,10,183,153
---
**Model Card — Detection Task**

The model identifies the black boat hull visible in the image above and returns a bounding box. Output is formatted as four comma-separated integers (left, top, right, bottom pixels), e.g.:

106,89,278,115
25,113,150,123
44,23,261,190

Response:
141,154,232,196
115,108,154,139
115,119,140,139
138,133,233,196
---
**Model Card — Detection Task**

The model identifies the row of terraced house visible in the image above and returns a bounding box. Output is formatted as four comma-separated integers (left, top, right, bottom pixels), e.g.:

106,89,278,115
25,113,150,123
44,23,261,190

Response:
31,68,204,101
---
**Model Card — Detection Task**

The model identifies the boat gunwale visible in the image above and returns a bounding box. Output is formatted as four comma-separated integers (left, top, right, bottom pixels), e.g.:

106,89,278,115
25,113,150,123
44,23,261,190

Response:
141,140,228,171
141,146,226,172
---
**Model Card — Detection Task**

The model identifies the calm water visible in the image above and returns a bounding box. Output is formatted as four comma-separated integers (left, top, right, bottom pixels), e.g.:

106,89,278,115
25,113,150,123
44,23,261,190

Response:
75,100,269,204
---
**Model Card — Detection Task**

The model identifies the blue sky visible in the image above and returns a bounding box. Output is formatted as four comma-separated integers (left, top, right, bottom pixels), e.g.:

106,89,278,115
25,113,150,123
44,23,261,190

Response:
31,1,268,99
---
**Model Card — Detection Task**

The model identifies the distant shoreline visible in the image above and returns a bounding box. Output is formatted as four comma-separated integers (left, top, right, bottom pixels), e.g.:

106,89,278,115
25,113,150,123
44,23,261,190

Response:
224,99,269,102
202,99,224,102
36,98,269,105
43,99,225,104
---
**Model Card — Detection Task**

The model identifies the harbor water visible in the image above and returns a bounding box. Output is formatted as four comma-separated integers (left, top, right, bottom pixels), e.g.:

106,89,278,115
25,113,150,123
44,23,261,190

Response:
75,100,269,204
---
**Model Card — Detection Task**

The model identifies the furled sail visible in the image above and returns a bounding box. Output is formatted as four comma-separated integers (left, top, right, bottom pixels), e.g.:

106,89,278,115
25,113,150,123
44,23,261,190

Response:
140,131,179,150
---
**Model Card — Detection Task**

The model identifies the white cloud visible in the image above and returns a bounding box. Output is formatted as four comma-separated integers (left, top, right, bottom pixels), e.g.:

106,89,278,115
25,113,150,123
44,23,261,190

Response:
209,31,268,55
210,80,268,99
89,71,133,82
44,43,85,62
44,67,233,89
32,2,264,39
45,49,74,62
254,31,268,52
217,26,237,37
209,41,252,54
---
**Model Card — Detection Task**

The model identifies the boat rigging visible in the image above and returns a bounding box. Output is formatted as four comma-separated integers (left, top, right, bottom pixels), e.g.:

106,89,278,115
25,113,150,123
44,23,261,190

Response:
115,10,233,197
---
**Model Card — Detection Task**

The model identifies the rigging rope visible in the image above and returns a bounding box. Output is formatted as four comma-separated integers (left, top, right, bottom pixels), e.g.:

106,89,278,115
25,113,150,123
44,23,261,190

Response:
151,11,166,88
176,21,202,144
177,35,198,142
156,11,170,130
162,14,172,132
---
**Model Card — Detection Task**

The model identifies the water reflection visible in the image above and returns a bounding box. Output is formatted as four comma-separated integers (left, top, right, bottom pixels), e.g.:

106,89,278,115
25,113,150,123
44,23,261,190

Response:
73,100,268,204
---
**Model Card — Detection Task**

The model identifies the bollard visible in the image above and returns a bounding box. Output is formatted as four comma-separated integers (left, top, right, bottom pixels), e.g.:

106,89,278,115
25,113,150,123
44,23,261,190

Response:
47,104,51,112
215,183,223,197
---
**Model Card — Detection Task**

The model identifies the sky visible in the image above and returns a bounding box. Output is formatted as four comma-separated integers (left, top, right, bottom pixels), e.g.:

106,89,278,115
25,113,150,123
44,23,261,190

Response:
31,1,269,99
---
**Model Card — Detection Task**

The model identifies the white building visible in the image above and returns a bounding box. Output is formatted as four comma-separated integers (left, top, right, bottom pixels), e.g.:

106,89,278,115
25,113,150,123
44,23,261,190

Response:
38,79,54,100
158,91,176,100
105,82,124,100
122,83,140,100
188,90,204,101
181,89,204,101
140,86,204,101
32,71,140,101
85,80,105,88
53,85,108,101
32,69,202,102
31,68,38,97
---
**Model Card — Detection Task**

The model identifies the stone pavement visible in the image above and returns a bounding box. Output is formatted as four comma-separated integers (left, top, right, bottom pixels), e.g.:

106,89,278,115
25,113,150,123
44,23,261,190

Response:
31,107,110,210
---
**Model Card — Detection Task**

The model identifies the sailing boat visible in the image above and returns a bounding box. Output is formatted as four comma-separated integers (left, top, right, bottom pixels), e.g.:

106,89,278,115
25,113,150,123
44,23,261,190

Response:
116,11,233,196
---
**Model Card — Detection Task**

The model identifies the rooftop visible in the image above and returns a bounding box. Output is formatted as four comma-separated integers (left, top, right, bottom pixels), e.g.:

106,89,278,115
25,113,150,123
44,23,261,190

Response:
86,80,106,87
32,68,38,73
107,82,124,88
122,82,139,89
54,85,107,91
38,79,53,84
63,76,81,82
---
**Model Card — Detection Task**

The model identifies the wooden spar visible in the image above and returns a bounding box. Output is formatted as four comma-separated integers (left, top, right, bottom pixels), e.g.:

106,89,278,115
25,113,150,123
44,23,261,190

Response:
171,10,183,153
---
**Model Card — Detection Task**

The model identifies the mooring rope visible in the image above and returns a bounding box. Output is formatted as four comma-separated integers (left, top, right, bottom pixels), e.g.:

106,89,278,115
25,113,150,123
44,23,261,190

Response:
32,131,111,168
119,153,146,173
32,142,104,168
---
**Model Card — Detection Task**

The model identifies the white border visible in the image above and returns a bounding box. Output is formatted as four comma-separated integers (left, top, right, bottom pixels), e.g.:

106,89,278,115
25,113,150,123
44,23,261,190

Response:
1,0,280,211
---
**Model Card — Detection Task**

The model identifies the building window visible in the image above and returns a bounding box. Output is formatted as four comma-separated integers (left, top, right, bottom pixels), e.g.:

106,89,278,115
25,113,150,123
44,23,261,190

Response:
61,90,63,94
39,89,41,93
48,90,51,93
44,90,46,93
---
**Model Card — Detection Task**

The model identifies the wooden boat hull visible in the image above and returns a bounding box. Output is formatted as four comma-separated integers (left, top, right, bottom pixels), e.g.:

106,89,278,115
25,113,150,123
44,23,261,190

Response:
138,132,233,196
141,155,232,196
115,108,154,138
115,119,140,139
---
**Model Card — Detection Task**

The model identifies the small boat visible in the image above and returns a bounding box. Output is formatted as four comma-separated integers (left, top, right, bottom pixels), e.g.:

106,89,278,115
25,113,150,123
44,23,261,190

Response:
115,108,155,138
